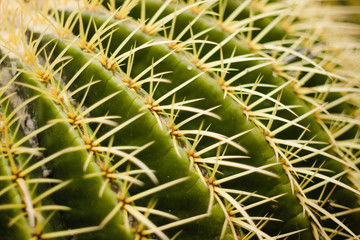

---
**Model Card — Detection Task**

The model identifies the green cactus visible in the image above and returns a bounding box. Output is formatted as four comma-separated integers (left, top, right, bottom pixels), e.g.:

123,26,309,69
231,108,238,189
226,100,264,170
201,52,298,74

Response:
0,0,359,239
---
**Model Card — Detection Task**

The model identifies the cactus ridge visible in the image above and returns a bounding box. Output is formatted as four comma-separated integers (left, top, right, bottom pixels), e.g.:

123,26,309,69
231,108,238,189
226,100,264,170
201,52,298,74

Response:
0,0,359,239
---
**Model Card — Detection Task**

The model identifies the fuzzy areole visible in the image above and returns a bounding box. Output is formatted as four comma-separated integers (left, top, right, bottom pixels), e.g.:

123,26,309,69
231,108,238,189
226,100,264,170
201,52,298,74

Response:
0,0,359,239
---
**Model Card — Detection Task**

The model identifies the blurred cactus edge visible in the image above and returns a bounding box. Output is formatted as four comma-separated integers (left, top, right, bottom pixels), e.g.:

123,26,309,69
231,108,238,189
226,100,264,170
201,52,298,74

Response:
0,0,359,239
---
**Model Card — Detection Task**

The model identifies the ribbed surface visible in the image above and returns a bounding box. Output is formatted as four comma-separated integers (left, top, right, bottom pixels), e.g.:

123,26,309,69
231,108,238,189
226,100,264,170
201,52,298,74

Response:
0,0,359,239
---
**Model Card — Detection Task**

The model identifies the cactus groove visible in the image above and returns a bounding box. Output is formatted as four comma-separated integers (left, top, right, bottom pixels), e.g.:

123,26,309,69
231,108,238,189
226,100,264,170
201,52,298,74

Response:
0,0,359,239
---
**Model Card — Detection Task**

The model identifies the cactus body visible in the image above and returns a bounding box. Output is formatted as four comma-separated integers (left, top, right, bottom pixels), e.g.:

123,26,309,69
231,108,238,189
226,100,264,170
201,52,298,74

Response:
0,0,359,239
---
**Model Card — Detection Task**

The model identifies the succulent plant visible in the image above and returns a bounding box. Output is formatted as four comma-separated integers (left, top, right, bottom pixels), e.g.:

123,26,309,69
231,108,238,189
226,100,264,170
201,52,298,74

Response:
0,0,359,239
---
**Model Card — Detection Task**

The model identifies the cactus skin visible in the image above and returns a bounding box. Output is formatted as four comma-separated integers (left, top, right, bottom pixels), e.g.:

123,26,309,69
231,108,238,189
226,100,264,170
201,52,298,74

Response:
0,0,359,240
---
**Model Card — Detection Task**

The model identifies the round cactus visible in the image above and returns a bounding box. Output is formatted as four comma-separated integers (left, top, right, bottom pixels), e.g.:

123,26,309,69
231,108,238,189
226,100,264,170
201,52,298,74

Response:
0,0,359,239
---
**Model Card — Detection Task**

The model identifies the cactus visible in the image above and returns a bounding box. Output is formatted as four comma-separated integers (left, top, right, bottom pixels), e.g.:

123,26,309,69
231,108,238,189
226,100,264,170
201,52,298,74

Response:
0,0,359,239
